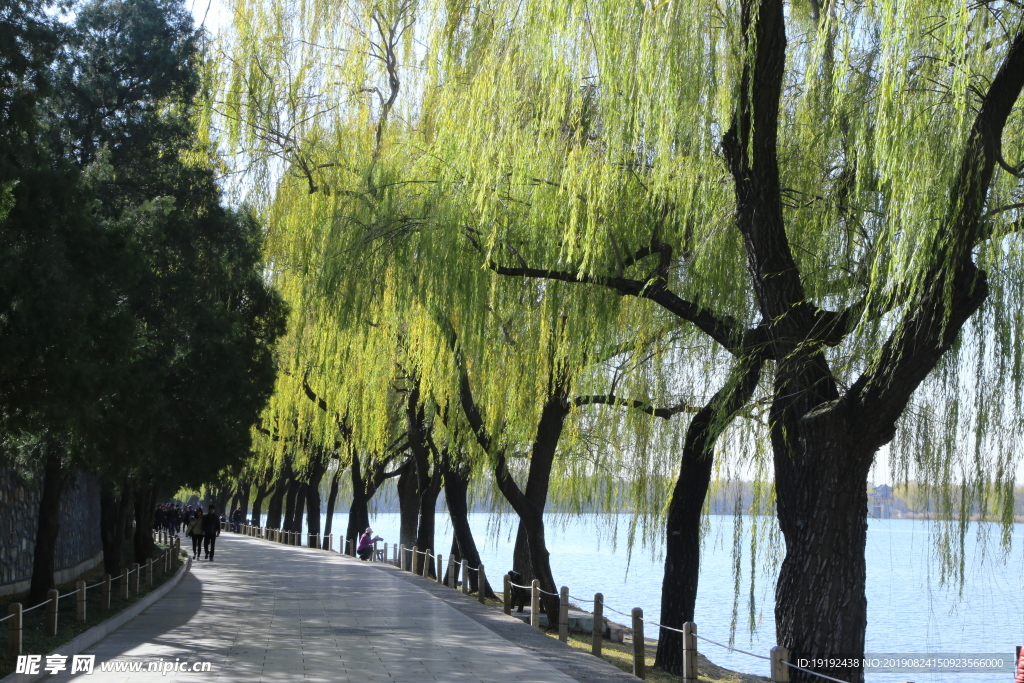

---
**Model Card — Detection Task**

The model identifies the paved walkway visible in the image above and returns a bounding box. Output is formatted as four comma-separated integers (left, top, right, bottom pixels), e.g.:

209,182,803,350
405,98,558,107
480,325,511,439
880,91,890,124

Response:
49,534,637,683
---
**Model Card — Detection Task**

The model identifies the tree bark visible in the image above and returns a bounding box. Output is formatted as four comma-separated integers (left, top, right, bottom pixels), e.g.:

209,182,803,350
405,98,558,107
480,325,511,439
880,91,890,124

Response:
346,451,371,545
656,356,763,673
265,461,292,529
283,475,302,531
305,456,327,545
442,459,494,596
100,479,132,577
133,481,158,564
396,459,419,550
251,480,272,527
237,479,252,522
322,465,341,548
28,447,66,606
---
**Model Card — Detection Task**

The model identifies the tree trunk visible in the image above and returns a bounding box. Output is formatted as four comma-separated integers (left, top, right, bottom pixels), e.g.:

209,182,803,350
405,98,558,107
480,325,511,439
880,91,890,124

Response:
214,485,230,521
283,475,302,531
28,447,66,606
266,465,290,529
443,535,461,586
512,524,532,581
656,356,763,673
305,462,325,546
397,460,419,550
346,453,371,547
100,479,132,577
442,461,493,596
251,480,272,527
414,472,441,578
134,481,158,563
292,481,307,533
322,466,341,548
238,479,252,522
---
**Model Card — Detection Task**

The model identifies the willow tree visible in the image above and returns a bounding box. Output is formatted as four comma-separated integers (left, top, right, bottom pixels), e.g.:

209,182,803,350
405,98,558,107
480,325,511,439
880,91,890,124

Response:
403,3,1024,681
215,0,1024,678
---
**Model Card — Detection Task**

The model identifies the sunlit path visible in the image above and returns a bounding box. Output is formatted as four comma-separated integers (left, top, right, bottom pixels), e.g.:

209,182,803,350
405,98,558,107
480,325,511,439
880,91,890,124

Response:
48,534,634,683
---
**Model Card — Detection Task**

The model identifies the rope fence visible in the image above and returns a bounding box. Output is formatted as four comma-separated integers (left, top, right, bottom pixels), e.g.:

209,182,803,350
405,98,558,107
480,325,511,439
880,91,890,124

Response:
21,600,50,613
5,538,186,658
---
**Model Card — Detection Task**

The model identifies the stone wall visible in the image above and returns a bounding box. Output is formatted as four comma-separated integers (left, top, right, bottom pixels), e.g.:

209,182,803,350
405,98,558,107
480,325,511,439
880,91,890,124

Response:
0,467,103,589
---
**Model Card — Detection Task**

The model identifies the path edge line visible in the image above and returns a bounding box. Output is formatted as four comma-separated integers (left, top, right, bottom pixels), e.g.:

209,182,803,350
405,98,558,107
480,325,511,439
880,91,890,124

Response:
2,555,193,683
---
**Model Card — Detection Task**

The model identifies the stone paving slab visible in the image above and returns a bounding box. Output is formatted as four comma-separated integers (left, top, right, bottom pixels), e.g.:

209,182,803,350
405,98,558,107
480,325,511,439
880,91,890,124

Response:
44,534,638,683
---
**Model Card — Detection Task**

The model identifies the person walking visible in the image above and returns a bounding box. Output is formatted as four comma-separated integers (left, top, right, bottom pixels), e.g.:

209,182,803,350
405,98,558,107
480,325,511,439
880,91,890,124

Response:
202,505,220,561
186,510,203,559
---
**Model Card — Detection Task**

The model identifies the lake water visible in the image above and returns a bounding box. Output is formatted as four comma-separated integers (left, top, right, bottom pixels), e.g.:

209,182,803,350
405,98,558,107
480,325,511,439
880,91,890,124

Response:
274,511,1023,683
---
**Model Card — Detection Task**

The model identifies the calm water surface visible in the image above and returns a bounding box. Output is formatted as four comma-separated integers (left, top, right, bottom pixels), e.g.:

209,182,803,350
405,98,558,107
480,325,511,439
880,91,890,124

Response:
280,512,1023,683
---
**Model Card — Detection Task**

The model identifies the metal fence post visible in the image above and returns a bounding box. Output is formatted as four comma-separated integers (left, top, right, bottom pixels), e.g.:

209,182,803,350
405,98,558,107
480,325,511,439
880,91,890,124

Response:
592,593,603,657
632,607,645,680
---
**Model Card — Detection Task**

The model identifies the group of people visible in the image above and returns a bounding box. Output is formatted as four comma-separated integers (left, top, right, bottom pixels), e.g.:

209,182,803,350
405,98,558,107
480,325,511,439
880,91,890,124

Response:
154,504,386,563
153,502,223,561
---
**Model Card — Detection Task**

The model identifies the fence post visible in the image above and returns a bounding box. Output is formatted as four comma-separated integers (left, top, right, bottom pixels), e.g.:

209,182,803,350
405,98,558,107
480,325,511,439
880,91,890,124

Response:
102,574,111,610
434,553,441,582
503,574,511,614
411,546,419,574
632,607,645,680
558,586,569,642
530,580,540,628
478,565,487,603
422,550,432,578
120,568,128,599
76,580,86,622
462,561,470,594
46,589,58,636
592,593,603,657
131,562,140,594
399,544,405,570
683,622,697,683
770,646,790,683
383,541,387,562
7,603,22,656
146,559,153,587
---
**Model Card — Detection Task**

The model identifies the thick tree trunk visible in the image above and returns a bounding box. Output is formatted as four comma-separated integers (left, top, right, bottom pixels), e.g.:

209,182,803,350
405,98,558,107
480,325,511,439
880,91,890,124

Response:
238,479,252,522
322,466,341,548
656,356,763,673
397,462,419,551
266,468,290,529
442,461,493,596
251,481,272,527
346,452,371,547
414,473,441,577
293,482,307,533
511,524,532,581
28,448,66,606
100,479,132,577
283,476,302,531
305,467,325,546
132,481,157,563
